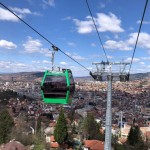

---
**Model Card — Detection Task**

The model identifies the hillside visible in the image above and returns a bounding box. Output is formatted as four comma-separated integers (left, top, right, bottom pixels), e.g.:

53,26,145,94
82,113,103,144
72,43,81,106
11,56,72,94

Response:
0,72,150,82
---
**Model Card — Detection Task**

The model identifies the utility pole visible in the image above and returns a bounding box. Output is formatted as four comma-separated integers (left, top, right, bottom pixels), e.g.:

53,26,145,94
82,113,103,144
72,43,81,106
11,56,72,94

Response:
51,51,55,71
120,111,123,138
105,74,112,150
50,45,59,71
90,61,129,150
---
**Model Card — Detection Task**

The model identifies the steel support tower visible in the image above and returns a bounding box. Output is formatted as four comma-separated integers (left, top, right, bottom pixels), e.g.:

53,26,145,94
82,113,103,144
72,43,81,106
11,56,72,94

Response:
90,61,129,150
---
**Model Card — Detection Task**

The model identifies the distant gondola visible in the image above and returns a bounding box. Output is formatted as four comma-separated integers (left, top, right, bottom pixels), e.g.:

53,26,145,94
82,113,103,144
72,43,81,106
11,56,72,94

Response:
41,69,75,104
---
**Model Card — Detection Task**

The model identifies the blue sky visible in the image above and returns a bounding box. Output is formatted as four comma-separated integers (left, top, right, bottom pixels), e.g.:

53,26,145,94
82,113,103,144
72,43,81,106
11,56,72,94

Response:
0,0,150,76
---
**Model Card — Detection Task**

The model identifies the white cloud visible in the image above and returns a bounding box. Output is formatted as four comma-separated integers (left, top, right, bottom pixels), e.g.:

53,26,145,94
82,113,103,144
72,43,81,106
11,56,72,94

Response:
42,49,52,57
104,40,132,51
68,42,76,47
32,60,40,63
43,60,51,64
42,0,55,7
90,54,102,59
91,43,96,47
87,67,93,70
15,63,27,68
125,57,140,63
23,37,42,53
129,27,134,31
140,57,150,60
104,32,150,51
0,61,27,72
23,37,52,57
96,13,124,32
73,18,93,34
136,20,150,25
0,7,40,22
69,66,93,76
89,54,112,60
139,62,145,65
0,40,17,49
61,16,72,21
10,7,41,16
72,54,85,61
65,52,85,61
0,7,19,22
99,2,106,8
60,62,68,65
0,61,11,69
65,52,71,56
73,13,124,34
11,7,31,14
107,55,113,59
0,60,54,72
127,32,150,49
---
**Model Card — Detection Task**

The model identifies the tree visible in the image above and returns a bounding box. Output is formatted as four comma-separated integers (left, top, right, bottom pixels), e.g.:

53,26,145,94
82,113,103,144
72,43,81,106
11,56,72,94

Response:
83,113,104,140
36,117,42,136
54,108,68,148
114,143,125,150
33,139,45,150
0,90,17,101
127,125,146,149
127,126,134,146
68,108,75,123
10,120,35,146
0,109,14,144
112,135,118,149
71,122,77,134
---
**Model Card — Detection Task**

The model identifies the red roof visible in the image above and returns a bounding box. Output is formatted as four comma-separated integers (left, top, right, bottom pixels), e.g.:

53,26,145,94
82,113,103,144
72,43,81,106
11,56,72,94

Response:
1,141,26,150
145,131,150,139
119,138,127,144
84,140,104,150
49,122,56,127
50,142,59,148
50,136,59,148
50,136,55,142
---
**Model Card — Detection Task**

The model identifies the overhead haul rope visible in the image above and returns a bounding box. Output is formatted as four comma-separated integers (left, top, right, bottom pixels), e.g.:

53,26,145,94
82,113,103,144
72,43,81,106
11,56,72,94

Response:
128,0,149,73
85,0,109,62
0,2,91,72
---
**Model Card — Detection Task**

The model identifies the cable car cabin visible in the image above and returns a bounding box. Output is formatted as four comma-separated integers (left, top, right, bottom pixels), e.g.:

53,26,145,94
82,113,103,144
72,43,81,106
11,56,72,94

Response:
120,74,130,82
90,72,102,81
41,69,75,104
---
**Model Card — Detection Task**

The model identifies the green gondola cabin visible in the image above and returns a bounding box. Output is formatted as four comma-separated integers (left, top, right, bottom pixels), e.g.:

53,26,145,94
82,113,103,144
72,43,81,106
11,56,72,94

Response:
41,69,75,104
